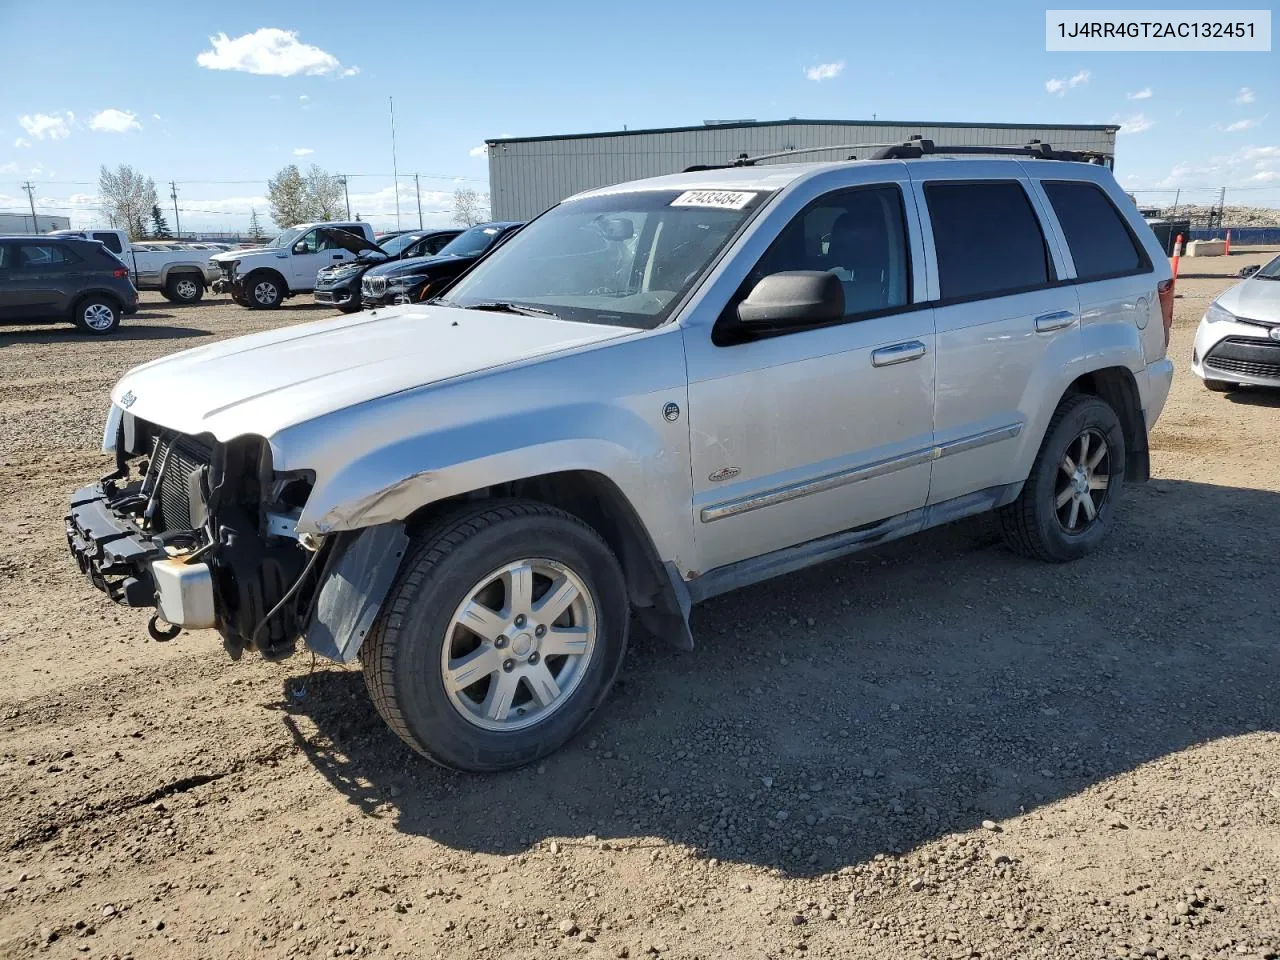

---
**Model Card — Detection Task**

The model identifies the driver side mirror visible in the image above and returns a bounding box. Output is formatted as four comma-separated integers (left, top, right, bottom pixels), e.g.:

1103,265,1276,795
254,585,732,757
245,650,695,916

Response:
737,271,845,327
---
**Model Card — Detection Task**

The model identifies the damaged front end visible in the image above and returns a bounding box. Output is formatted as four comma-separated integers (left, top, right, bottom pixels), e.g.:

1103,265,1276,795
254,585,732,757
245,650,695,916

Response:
65,412,405,663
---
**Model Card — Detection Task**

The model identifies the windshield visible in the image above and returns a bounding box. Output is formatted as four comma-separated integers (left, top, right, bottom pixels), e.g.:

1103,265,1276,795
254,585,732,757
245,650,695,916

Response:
1255,255,1280,279
263,227,306,250
437,224,511,258
439,190,770,329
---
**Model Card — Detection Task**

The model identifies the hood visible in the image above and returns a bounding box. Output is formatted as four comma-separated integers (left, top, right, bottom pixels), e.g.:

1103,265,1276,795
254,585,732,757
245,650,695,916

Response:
1215,276,1280,325
319,226,386,258
366,252,467,279
211,247,269,262
112,305,635,442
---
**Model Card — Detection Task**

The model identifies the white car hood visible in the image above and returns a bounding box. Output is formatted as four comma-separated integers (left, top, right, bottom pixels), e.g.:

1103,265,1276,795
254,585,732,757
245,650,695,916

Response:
1216,277,1280,324
113,304,635,441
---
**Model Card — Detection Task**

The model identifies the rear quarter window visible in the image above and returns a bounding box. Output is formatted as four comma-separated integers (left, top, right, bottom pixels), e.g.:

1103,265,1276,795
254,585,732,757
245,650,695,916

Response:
924,180,1053,301
1041,180,1150,280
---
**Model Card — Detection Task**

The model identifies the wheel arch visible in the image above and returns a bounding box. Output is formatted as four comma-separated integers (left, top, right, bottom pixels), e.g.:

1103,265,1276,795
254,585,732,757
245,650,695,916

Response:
1062,365,1149,483
402,470,694,650
243,266,289,293
71,288,123,314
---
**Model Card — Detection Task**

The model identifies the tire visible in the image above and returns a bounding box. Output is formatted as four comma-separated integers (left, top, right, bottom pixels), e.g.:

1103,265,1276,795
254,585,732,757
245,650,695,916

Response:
1203,378,1235,393
165,274,204,304
360,500,629,772
244,272,285,309
337,297,363,315
72,296,121,335
997,393,1126,563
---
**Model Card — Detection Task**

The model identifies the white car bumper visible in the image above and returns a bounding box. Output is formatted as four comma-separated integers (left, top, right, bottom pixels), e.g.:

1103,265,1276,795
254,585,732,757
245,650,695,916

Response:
1191,317,1280,387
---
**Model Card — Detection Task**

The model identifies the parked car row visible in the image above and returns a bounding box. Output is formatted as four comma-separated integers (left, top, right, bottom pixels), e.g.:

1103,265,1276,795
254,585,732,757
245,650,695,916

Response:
49,229,219,303
207,219,525,313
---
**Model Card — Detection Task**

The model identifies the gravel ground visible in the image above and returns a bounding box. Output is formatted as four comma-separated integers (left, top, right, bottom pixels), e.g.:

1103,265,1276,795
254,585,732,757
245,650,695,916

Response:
1,256,1277,960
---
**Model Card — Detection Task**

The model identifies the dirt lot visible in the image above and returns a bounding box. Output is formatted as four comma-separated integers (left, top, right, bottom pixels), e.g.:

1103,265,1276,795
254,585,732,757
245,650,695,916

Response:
1,254,1277,960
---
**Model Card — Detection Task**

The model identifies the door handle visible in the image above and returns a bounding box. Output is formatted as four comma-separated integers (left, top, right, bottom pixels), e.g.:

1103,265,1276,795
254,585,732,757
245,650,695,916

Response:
871,341,927,367
1035,310,1076,332
332,254,344,260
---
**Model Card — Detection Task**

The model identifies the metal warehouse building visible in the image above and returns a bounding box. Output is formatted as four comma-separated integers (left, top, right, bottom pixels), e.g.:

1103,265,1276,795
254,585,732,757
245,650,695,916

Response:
486,119,1119,220
0,212,71,234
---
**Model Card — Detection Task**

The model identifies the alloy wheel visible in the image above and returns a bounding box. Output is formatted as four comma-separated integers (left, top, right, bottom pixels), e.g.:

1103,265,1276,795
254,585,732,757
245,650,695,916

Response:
175,279,199,300
254,281,278,305
82,303,116,330
1054,427,1111,533
441,558,597,732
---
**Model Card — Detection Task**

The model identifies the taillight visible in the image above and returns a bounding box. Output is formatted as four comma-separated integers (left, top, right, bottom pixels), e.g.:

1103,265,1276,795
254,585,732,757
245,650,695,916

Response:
112,268,129,279
1157,279,1175,348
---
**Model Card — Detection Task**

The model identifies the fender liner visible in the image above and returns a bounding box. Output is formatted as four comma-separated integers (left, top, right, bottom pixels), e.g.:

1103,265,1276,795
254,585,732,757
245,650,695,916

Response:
303,521,409,663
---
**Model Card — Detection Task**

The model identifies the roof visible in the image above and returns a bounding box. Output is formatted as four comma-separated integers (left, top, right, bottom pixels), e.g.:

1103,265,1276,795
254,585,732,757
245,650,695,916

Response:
487,117,1121,146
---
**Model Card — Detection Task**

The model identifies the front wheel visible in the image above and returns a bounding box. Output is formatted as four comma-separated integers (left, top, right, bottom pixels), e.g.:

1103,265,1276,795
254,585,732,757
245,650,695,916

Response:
337,297,363,314
1203,378,1235,393
998,394,1126,562
245,273,284,309
360,501,629,772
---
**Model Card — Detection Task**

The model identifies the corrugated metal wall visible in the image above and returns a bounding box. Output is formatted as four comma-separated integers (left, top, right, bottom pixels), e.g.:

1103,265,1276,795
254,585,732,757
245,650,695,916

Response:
488,121,1118,220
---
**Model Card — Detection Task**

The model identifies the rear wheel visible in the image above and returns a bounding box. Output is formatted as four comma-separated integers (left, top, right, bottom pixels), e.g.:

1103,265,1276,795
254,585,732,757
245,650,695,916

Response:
998,394,1126,562
1203,378,1235,393
72,296,121,335
165,274,204,304
245,272,284,309
360,501,629,772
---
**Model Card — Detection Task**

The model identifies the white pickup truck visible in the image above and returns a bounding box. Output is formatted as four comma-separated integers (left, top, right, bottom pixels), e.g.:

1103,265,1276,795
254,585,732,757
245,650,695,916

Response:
47,229,220,304
209,221,375,309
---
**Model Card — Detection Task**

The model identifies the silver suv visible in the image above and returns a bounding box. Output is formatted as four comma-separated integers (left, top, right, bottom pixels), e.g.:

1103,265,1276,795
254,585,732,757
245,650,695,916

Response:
66,142,1175,771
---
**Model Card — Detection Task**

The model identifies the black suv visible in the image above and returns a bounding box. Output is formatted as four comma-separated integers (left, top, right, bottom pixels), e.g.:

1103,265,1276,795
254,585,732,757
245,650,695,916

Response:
360,221,523,309
313,227,461,313
0,236,139,334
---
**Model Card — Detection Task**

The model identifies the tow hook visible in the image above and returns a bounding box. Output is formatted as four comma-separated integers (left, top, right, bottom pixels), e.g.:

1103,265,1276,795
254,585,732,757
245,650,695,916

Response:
148,614,182,642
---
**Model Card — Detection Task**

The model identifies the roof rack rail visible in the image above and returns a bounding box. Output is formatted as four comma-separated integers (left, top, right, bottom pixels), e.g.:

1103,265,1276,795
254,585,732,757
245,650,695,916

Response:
868,136,1112,166
682,135,1113,172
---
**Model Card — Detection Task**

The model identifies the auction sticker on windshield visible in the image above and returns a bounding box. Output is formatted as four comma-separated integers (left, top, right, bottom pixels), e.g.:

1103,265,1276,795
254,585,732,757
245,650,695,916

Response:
670,190,757,210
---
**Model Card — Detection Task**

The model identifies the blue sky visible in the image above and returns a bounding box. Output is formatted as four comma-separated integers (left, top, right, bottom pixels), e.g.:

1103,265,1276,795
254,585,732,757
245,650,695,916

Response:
1,0,1275,231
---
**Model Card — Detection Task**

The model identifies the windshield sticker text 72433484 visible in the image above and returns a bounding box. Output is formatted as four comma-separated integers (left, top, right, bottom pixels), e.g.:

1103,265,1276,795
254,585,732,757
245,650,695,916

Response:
670,190,757,210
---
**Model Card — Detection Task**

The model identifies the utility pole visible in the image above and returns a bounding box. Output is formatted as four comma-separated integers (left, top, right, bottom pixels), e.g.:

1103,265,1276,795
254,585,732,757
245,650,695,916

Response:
389,97,401,230
1170,188,1180,215
414,174,423,229
22,181,39,233
339,176,351,219
170,181,182,238
1216,186,1227,232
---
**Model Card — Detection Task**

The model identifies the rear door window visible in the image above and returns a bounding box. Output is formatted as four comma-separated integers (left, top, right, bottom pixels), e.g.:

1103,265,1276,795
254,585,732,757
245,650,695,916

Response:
17,244,77,267
1041,180,1149,280
924,181,1053,301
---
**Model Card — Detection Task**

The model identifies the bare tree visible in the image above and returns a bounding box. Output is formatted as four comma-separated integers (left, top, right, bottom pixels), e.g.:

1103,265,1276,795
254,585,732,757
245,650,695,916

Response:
306,165,346,220
98,165,158,240
452,188,490,226
266,165,311,228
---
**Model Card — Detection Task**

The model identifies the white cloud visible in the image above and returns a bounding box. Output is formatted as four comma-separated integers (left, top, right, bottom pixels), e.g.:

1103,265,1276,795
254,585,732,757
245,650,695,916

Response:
89,109,142,133
19,111,73,140
14,137,31,148
1127,87,1153,100
1155,144,1280,187
152,113,163,121
469,144,487,157
1236,87,1255,104
0,161,18,174
804,61,845,82
1046,70,1090,96
1115,112,1155,134
293,147,314,156
299,94,309,101
1223,117,1261,132
196,28,357,77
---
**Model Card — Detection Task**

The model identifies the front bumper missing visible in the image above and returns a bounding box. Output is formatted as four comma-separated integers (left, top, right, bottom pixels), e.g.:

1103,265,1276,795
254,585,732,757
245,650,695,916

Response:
65,484,214,628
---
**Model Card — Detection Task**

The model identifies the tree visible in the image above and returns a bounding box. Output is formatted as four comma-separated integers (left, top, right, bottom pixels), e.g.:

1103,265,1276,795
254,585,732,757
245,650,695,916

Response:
247,208,266,242
150,204,172,239
98,164,158,240
452,188,490,226
266,164,311,228
267,163,347,227
306,165,345,220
